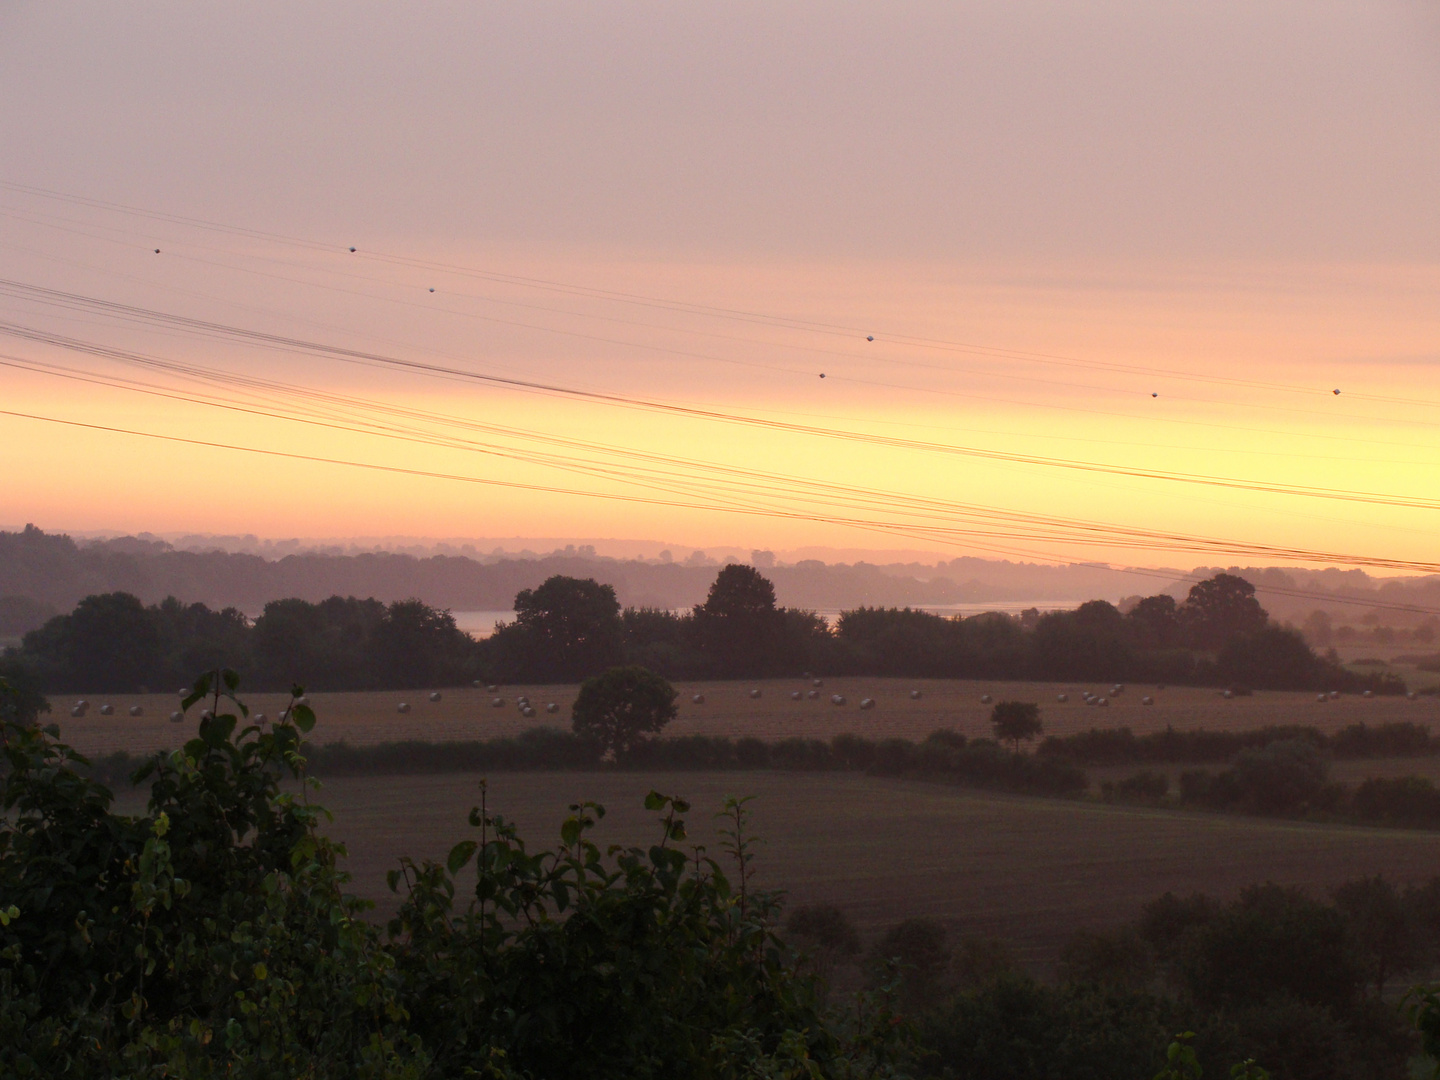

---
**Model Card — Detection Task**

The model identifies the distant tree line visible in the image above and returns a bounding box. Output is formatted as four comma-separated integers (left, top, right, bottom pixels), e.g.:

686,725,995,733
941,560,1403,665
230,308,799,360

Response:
1,592,478,693
0,564,1397,694
483,566,1389,692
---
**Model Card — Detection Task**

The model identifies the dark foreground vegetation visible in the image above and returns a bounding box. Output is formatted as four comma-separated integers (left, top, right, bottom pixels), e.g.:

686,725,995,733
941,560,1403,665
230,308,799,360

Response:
794,868,1440,1080
0,565,1401,697
9,673,1440,1078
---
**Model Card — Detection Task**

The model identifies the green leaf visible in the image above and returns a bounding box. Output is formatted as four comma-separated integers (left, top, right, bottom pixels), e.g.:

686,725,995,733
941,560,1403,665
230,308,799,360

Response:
221,668,240,691
644,790,666,811
560,818,582,847
291,704,316,734
447,840,478,874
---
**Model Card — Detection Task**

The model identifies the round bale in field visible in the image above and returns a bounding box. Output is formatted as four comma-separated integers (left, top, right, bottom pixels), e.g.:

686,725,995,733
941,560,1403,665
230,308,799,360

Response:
860,698,875,710
397,702,410,714
297,695,309,706
254,713,266,723
1317,693,1328,702
692,693,705,704
169,711,183,723
178,688,188,696
522,706,536,718
1141,696,1154,705
1409,691,1419,700
790,691,802,700
76,700,89,711
99,704,114,716
749,689,762,699
129,705,144,717
546,702,559,713
1330,691,1340,700
1097,697,1109,707
1057,693,1068,703
1222,690,1233,699
812,679,823,687
807,690,820,700
491,698,505,708
487,684,498,692
429,692,442,703
980,694,993,704
472,680,483,688
69,706,84,717
910,689,922,700
831,694,847,706
1363,690,1374,698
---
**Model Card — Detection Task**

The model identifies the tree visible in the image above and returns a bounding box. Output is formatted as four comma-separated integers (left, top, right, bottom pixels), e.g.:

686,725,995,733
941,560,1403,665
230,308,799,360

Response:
1179,573,1269,650
692,564,784,677
1332,876,1424,997
1215,625,1330,691
509,575,624,682
991,700,1042,753
1125,594,1179,649
368,598,478,688
20,591,163,692
571,665,677,758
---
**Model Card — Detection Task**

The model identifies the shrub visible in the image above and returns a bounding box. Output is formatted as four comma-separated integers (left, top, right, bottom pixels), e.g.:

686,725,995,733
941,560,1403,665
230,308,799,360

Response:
1102,770,1170,805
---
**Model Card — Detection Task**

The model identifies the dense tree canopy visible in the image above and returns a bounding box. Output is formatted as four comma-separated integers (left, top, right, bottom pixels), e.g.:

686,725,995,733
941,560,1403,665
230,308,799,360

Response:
1,571,1395,695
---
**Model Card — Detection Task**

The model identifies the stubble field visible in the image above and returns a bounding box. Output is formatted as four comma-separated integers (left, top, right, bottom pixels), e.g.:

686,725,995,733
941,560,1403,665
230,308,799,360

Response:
50,676,1440,758
71,676,1440,969
309,769,1440,970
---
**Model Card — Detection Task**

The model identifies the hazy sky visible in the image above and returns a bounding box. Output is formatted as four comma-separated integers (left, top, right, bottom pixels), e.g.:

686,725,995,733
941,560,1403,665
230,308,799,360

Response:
2,2,1438,571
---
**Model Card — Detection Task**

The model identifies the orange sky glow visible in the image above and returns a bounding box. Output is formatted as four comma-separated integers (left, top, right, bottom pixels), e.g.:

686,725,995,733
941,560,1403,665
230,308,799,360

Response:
2,3,1437,573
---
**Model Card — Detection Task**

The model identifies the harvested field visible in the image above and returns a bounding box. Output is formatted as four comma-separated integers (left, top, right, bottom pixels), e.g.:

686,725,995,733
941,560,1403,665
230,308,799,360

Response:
305,770,1440,970
51,678,1440,758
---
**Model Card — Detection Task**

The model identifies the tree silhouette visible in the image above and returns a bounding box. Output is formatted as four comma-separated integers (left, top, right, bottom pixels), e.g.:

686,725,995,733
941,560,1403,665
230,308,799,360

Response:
991,700,1042,753
510,575,624,682
692,564,784,677
571,664,677,758
1179,573,1268,650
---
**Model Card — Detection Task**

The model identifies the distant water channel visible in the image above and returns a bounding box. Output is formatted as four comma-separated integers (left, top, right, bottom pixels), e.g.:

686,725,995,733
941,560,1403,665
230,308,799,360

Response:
450,601,1081,640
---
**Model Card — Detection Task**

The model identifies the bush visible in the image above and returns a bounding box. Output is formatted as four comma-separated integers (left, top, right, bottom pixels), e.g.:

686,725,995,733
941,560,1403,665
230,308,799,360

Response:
1351,776,1440,827
1102,770,1169,805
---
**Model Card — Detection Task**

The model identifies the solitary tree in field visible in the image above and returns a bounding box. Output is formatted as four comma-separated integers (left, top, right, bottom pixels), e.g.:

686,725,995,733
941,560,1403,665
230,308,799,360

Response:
571,664,677,759
991,700,1042,754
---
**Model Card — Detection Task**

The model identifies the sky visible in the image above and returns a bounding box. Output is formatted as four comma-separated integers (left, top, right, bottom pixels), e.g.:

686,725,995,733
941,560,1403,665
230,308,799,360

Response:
1,1,1438,572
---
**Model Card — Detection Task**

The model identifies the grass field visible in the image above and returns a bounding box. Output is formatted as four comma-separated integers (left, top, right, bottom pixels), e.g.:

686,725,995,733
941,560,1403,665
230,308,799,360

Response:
295,769,1440,971
48,677,1440,758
